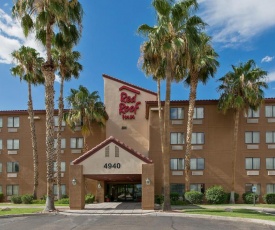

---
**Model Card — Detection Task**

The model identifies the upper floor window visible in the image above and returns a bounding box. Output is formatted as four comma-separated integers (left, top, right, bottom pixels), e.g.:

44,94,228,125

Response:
190,158,205,170
266,132,275,143
6,185,19,196
170,108,184,120
245,131,260,144
70,137,83,149
265,106,275,118
247,108,260,118
0,139,2,150
193,107,204,119
8,117,19,128
54,138,66,149
7,139,19,150
245,157,260,170
191,133,204,144
54,116,66,127
266,158,275,170
7,162,19,173
170,158,184,170
0,117,2,127
53,162,66,172
170,133,184,145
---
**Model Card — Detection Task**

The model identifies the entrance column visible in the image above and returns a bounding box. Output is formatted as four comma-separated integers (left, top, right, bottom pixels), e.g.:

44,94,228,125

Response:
69,165,85,209
142,164,154,210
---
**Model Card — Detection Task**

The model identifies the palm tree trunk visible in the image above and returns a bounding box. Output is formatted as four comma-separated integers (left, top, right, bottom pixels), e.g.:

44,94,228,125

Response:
43,23,56,212
230,109,240,204
56,75,65,200
27,82,39,200
185,74,199,192
162,69,172,211
157,78,164,157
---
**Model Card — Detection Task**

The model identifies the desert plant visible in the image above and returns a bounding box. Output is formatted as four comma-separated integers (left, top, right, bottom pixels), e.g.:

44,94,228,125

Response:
185,191,204,204
242,192,259,204
21,194,34,204
85,193,95,204
205,186,227,204
11,195,22,204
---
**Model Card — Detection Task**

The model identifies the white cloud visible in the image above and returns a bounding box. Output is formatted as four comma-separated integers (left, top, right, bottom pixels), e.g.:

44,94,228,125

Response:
0,8,45,65
4,3,8,7
261,56,274,63
55,74,61,84
267,71,275,83
198,0,275,46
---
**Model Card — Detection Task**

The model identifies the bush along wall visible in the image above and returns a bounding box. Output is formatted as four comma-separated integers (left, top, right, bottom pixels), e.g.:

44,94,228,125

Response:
205,185,227,204
242,192,259,204
263,193,275,204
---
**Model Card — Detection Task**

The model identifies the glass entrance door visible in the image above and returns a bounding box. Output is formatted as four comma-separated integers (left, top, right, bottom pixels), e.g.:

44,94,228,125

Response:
107,184,142,202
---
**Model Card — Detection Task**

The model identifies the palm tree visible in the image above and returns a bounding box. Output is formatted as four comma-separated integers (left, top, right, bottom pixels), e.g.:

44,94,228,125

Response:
12,0,83,211
65,86,108,152
217,59,268,203
184,33,219,192
138,0,205,211
10,46,44,199
52,45,82,200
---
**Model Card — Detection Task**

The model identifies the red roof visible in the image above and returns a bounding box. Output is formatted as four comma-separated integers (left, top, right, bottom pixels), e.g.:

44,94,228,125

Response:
73,136,153,164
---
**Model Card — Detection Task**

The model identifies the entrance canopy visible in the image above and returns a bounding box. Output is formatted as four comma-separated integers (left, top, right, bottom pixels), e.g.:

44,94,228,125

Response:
72,136,153,182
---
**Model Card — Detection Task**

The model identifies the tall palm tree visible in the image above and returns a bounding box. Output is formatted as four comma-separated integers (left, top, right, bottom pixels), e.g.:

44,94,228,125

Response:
10,46,44,199
217,59,267,203
138,0,205,211
12,0,83,211
184,33,219,192
65,86,108,152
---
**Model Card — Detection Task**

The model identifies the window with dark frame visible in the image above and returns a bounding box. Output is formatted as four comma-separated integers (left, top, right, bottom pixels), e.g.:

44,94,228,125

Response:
193,107,204,119
245,131,260,144
191,133,204,144
7,117,19,128
7,139,19,150
170,158,184,170
7,162,19,173
70,137,83,149
265,105,275,118
170,132,184,144
266,132,275,143
170,107,184,120
247,108,260,118
266,158,275,170
245,158,260,170
190,158,205,170
6,185,19,196
105,146,110,157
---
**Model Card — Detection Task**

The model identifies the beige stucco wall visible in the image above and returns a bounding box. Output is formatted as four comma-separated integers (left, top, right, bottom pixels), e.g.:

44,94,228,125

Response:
78,142,147,175
104,76,156,156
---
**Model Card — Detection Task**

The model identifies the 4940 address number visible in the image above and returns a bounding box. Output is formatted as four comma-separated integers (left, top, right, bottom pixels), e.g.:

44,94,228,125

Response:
104,163,121,169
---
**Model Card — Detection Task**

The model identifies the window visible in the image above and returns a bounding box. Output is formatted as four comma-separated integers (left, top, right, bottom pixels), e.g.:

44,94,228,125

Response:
267,184,275,194
170,108,184,120
54,116,66,127
190,158,205,170
247,108,259,118
170,133,184,145
7,117,19,128
70,138,83,149
115,146,119,157
0,117,2,127
7,162,19,173
190,184,205,193
0,185,2,193
53,184,66,196
193,107,204,119
7,139,19,150
105,146,110,157
54,138,66,149
53,162,66,172
245,132,260,144
170,184,185,196
245,158,260,170
266,132,275,143
0,139,2,150
6,185,19,196
191,133,204,144
170,158,184,170
266,158,275,170
0,162,2,173
245,184,261,196
265,105,275,117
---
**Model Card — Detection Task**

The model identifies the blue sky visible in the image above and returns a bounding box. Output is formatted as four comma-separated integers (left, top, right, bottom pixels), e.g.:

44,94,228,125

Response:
0,0,275,110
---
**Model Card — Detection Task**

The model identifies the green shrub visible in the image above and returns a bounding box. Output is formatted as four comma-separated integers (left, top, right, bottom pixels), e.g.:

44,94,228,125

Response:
11,195,22,204
55,198,69,204
205,186,227,204
32,199,46,204
21,194,34,204
85,193,95,204
170,192,180,201
61,194,69,199
185,191,204,204
226,192,239,203
242,192,258,204
0,193,4,202
40,195,46,201
263,194,275,204
155,194,164,204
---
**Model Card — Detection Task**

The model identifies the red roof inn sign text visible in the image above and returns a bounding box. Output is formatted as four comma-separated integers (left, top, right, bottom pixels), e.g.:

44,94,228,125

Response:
119,86,141,120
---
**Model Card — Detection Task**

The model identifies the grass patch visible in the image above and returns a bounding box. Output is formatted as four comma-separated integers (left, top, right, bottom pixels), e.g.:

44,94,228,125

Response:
183,208,275,221
0,208,43,216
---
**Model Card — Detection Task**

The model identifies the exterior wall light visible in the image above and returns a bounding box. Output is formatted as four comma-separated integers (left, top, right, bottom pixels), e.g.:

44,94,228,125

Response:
98,182,101,189
72,178,77,186
145,178,150,185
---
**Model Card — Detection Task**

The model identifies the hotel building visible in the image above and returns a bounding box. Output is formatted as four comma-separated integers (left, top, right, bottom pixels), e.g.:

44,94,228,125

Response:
0,74,275,209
